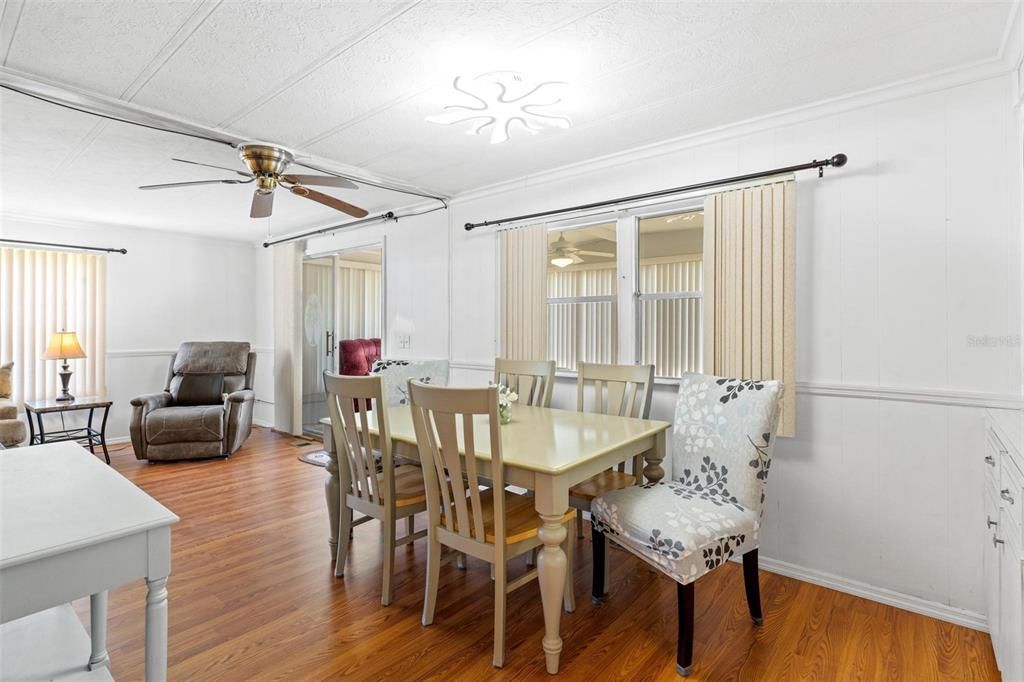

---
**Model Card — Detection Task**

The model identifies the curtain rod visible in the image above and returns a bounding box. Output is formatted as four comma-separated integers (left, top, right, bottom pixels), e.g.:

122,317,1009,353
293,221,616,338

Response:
0,238,127,254
463,153,848,231
262,212,397,248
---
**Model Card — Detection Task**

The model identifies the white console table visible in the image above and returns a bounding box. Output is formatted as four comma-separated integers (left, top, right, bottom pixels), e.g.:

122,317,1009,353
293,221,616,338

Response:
0,442,179,681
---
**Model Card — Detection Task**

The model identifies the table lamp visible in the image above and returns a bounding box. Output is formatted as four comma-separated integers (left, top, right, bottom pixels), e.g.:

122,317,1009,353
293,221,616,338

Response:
41,331,87,402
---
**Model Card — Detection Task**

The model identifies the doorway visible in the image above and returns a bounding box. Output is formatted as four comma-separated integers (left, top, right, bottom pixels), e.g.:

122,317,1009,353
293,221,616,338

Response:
301,245,384,436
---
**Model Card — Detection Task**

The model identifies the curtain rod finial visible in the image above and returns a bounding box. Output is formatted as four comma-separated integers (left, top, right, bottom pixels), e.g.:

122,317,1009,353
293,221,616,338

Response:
830,153,848,168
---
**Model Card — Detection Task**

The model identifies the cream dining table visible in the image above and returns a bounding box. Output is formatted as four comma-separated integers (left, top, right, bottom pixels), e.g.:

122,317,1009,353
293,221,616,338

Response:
320,403,670,674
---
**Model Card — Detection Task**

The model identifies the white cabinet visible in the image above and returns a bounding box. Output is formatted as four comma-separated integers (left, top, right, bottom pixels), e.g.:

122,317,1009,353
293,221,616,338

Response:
986,411,1024,682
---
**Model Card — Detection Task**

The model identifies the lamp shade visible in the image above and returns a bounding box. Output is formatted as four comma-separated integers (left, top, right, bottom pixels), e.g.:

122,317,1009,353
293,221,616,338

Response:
41,331,87,360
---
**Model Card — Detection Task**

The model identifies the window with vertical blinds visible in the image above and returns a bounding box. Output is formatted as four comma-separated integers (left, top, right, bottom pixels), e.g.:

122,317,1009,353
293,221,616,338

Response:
0,247,107,404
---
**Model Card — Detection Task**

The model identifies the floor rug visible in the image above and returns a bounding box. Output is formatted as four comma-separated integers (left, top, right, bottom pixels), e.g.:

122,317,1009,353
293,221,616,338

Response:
298,449,330,467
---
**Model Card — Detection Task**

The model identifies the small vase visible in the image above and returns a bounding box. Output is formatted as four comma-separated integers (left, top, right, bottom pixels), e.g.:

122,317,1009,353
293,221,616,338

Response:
499,403,512,425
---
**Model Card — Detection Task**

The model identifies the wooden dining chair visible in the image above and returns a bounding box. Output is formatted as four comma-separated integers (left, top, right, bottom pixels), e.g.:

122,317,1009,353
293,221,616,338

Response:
324,372,427,606
568,362,655,540
493,358,555,407
408,381,576,668
590,373,783,676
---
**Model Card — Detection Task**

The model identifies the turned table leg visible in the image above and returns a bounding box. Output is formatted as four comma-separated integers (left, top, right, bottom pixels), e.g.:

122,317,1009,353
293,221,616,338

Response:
88,591,109,670
643,430,667,484
145,576,169,682
534,476,569,675
324,427,340,561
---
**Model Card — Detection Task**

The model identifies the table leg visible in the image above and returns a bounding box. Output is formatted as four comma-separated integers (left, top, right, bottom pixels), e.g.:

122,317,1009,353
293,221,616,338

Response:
36,412,46,444
324,427,340,562
87,408,97,455
642,430,667,484
145,576,169,682
88,591,109,670
534,477,569,674
27,408,36,444
99,405,111,465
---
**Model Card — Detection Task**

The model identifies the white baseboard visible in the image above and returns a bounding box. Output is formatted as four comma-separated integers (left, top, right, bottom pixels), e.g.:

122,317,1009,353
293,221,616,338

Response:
579,511,989,632
755,556,989,632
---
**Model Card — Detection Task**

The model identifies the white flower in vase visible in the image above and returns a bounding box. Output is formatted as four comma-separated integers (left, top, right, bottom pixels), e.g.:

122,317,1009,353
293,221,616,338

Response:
496,384,518,424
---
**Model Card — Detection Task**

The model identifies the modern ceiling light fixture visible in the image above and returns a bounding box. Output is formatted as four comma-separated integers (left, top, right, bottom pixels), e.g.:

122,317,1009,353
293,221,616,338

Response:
426,71,571,145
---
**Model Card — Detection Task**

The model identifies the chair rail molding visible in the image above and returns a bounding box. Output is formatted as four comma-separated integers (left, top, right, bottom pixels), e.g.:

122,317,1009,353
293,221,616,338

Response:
451,361,1024,410
107,347,273,358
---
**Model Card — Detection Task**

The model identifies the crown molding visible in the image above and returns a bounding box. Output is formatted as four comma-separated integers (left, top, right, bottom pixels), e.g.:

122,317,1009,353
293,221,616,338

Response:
450,56,1014,208
0,210,265,249
0,65,445,199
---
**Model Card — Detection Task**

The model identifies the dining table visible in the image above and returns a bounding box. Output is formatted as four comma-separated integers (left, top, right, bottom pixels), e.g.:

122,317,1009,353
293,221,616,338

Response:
320,402,670,674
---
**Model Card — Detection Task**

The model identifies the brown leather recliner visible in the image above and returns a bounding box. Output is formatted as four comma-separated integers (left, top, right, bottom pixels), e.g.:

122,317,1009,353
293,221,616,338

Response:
130,341,256,461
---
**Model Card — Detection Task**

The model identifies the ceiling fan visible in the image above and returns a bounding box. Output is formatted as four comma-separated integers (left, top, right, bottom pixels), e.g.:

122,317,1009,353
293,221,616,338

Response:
139,144,368,219
548,233,615,268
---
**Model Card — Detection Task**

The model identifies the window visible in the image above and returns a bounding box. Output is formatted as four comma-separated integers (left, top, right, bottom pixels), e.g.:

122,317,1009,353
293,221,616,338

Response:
0,247,108,404
544,209,703,378
637,211,704,377
546,224,617,371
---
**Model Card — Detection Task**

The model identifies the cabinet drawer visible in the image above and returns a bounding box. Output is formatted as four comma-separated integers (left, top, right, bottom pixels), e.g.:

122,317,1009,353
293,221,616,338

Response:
1002,451,1024,544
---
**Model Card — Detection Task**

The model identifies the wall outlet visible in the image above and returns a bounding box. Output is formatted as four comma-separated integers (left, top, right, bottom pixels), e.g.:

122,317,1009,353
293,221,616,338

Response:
398,334,411,349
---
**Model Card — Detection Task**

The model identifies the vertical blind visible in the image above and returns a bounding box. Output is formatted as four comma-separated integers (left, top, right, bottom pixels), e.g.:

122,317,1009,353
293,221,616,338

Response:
0,247,107,404
499,224,547,360
704,179,796,436
546,258,703,376
638,257,703,376
336,262,382,341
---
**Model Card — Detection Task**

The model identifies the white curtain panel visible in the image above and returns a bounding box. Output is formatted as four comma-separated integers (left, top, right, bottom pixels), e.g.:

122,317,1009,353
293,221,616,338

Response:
704,178,796,437
0,247,108,404
336,262,382,341
499,224,547,360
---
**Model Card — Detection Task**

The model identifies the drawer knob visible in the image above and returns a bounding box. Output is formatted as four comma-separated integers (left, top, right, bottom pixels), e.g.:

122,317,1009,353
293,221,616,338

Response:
1001,489,1015,504
984,455,996,466
987,516,998,528
993,535,1005,548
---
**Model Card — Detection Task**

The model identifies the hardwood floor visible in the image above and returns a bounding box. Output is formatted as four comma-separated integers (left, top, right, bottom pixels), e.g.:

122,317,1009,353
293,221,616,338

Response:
79,427,1000,681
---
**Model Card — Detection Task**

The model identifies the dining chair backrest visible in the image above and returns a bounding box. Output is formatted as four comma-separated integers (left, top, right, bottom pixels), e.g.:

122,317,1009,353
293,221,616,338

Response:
324,372,393,506
408,381,504,546
576,362,655,419
494,358,555,408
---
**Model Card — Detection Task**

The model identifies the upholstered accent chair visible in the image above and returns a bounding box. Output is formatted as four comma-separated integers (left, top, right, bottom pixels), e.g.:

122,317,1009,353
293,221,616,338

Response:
0,362,27,448
339,338,381,376
591,373,783,677
130,342,256,461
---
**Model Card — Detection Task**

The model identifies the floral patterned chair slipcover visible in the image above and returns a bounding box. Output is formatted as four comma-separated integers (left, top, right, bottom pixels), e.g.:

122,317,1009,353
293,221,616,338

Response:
590,372,783,676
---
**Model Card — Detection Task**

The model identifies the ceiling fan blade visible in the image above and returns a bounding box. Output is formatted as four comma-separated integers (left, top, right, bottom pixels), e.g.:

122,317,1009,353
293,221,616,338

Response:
139,178,250,190
280,174,357,190
172,157,253,178
576,250,615,258
250,190,274,219
290,186,368,218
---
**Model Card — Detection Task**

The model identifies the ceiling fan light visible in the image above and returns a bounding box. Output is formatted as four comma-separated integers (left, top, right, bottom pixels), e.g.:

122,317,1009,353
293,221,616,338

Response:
551,256,574,268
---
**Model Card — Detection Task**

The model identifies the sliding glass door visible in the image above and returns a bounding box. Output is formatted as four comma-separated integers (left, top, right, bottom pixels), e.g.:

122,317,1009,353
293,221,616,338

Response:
301,246,384,437
301,257,336,436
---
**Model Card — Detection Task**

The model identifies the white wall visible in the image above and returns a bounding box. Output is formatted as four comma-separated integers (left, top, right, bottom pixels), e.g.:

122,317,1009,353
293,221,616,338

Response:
0,217,271,440
315,71,1023,627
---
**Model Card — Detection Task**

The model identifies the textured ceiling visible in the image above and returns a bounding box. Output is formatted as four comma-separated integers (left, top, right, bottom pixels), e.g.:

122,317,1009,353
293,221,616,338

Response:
0,0,1015,241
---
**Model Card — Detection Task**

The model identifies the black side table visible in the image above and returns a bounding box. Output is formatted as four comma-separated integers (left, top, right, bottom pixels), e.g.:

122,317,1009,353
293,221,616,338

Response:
24,395,114,464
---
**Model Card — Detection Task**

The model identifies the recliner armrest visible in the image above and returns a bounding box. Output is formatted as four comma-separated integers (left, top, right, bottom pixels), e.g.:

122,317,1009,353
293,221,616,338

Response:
225,389,254,404
130,392,172,411
129,392,171,460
